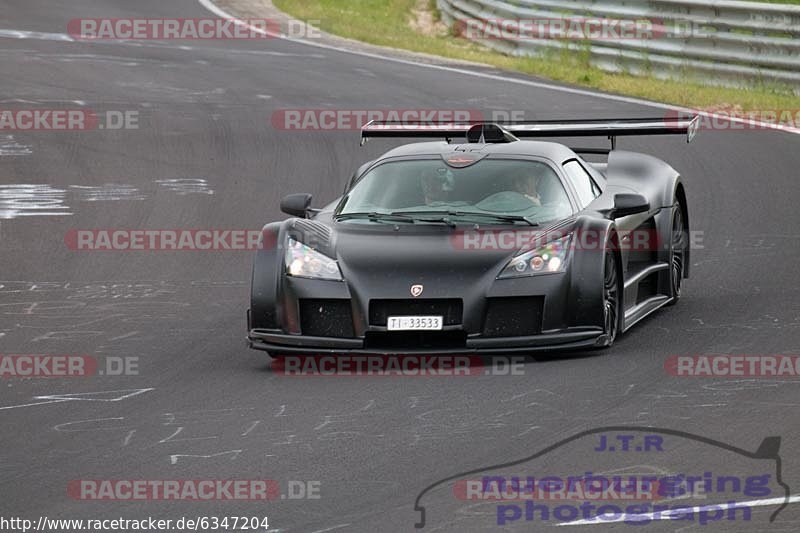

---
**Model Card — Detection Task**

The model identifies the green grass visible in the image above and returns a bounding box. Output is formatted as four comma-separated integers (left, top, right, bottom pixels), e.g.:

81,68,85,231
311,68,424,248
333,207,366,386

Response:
273,0,800,112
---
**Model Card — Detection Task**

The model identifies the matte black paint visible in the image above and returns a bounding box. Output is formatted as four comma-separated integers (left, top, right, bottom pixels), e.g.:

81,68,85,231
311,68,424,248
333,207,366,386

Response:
248,140,688,354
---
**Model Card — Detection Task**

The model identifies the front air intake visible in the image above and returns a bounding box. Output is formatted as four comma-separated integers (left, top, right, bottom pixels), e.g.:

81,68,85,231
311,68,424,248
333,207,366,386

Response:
299,299,355,338
483,297,543,337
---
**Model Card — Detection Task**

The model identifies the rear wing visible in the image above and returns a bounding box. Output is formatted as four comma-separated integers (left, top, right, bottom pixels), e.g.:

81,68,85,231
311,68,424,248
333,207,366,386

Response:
360,117,700,149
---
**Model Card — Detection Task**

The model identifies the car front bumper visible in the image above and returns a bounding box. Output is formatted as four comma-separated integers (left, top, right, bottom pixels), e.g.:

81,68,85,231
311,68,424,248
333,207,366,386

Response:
247,326,607,355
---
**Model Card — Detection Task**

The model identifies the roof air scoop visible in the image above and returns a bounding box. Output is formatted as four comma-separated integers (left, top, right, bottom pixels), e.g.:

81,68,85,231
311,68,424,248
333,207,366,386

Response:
466,123,518,144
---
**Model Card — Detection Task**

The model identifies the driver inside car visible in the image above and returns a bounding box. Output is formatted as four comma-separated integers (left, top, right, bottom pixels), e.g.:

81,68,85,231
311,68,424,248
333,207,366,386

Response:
511,174,542,206
420,167,454,205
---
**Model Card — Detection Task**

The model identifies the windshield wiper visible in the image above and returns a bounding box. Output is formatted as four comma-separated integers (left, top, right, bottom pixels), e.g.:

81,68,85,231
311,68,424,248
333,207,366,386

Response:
335,212,414,223
335,212,456,227
463,213,539,226
392,210,539,226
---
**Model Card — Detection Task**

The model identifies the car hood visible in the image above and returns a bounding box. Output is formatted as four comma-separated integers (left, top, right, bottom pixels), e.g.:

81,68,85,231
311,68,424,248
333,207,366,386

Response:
331,224,515,299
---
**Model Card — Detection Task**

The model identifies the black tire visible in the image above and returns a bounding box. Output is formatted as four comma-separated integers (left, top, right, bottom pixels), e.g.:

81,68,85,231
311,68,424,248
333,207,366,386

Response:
602,249,621,347
667,203,687,305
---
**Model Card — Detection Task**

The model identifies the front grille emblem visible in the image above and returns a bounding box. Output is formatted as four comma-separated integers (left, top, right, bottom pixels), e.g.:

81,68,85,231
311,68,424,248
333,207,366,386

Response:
410,284,424,297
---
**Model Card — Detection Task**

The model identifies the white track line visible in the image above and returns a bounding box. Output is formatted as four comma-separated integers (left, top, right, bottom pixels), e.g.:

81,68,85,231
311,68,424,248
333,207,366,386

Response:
0,29,74,41
556,494,800,525
198,0,800,136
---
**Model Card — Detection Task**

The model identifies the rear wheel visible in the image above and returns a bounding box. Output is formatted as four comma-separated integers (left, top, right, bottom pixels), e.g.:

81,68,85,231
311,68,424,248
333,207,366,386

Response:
668,203,687,305
602,250,620,346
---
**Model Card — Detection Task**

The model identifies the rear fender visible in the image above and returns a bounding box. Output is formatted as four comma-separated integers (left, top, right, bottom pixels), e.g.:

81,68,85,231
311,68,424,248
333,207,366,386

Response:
607,150,680,209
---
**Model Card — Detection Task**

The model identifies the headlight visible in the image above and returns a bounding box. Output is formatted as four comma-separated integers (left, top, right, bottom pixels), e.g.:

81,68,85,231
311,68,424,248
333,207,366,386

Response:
285,238,342,280
497,234,571,279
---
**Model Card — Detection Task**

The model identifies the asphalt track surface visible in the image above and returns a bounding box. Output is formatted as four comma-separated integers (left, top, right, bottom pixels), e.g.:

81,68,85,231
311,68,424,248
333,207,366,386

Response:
1,0,800,531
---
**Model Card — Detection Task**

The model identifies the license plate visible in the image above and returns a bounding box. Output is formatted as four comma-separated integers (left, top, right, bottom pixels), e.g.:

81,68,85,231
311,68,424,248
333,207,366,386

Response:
387,316,443,331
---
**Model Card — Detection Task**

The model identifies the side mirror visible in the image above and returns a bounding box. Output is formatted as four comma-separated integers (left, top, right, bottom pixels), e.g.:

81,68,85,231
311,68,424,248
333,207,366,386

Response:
280,193,313,218
611,193,649,219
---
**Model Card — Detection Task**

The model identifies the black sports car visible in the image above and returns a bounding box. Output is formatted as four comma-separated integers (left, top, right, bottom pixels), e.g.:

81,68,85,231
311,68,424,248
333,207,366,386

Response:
248,118,698,355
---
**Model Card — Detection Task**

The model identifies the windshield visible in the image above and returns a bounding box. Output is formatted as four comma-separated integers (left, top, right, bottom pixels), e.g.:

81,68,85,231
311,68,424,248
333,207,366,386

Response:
336,158,573,225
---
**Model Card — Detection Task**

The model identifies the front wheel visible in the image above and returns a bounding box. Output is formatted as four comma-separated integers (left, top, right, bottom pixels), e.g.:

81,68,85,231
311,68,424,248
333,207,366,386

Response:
602,250,620,346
